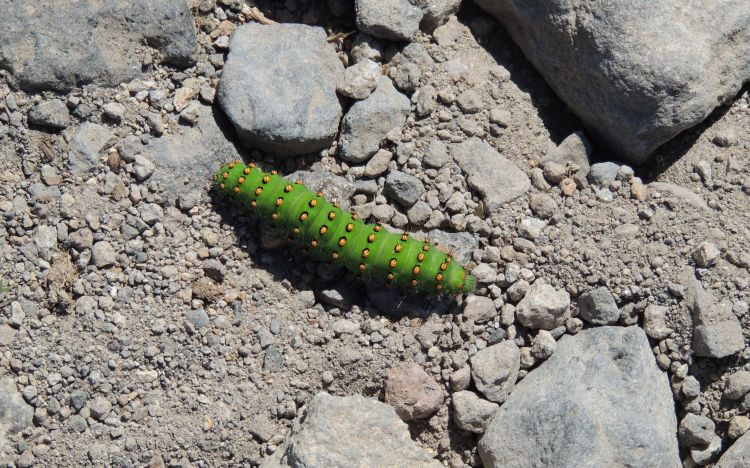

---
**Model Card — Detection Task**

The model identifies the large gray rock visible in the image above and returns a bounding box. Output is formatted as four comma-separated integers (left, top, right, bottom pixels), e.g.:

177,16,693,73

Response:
339,77,410,163
219,24,344,157
0,0,197,92
717,430,750,468
451,138,530,215
473,0,750,164
263,392,441,467
478,326,680,468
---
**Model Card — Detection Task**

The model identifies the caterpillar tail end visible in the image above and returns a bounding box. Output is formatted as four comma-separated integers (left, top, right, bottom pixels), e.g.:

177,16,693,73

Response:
462,274,477,293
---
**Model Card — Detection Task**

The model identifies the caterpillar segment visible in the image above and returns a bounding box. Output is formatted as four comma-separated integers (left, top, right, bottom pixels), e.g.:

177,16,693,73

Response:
215,161,477,294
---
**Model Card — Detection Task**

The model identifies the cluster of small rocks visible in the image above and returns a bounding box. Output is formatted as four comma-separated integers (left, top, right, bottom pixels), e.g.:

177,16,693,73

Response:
1,0,750,467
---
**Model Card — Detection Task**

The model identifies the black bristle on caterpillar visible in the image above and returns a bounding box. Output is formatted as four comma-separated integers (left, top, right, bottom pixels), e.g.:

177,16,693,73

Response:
214,160,477,295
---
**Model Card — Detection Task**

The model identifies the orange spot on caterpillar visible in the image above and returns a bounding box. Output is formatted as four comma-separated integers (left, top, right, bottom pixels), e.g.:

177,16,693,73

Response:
248,163,256,168
359,263,366,271
284,185,293,193
238,177,245,184
362,249,370,258
233,186,240,193
351,214,359,220
395,243,403,253
300,212,308,222
222,172,229,179
262,175,271,183
213,175,218,181
417,253,425,262
316,191,323,197
436,273,444,281
309,199,317,207
338,237,346,247
333,202,340,208
328,211,335,220
250,200,257,208
436,284,443,290
295,179,302,184
440,263,448,271
234,159,241,163
228,162,235,169
332,251,339,260
275,198,283,206
255,187,263,196
367,233,376,242
271,170,278,175
244,167,251,175
412,266,421,275
389,258,397,268
271,213,279,221
446,255,453,263
293,227,300,235
346,223,354,232
401,233,409,241
422,245,430,252
220,183,225,189
311,240,318,248
319,226,328,235
411,279,418,287
387,273,395,281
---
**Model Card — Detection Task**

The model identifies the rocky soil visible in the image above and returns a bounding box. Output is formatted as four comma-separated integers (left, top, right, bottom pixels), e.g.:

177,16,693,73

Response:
1,0,749,467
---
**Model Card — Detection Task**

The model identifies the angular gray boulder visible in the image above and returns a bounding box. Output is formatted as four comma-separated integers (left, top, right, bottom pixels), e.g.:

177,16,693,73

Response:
478,326,680,468
0,0,197,92
262,392,441,467
219,24,344,157
473,0,750,164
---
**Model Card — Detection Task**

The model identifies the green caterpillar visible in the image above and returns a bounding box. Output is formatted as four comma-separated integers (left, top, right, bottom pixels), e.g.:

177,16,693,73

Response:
214,160,476,295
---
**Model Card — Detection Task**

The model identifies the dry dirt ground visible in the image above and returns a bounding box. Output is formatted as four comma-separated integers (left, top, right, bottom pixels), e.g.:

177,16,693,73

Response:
1,1,749,467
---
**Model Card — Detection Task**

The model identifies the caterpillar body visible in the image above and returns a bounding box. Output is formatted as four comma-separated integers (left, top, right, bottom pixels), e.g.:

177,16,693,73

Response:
214,160,476,295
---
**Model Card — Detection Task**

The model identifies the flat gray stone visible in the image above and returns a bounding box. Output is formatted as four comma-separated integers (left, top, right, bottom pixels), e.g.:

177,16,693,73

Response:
685,272,744,358
263,392,441,467
28,100,69,129
478,326,680,468
451,138,530,215
138,104,241,192
68,123,114,174
355,0,423,41
339,77,410,163
0,0,197,92
473,0,750,164
219,23,343,156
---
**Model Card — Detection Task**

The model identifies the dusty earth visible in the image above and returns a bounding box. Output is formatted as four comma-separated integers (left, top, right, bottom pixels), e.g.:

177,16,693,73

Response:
1,0,750,467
